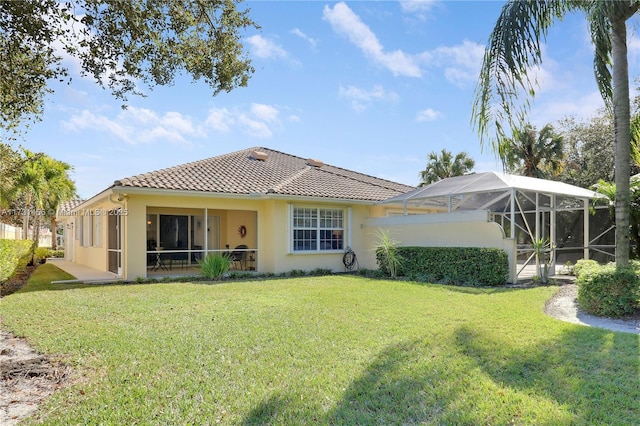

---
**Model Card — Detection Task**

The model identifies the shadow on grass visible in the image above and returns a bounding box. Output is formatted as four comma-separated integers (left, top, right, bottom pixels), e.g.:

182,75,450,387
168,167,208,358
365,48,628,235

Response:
242,340,456,425
326,340,439,425
242,326,639,425
454,324,640,424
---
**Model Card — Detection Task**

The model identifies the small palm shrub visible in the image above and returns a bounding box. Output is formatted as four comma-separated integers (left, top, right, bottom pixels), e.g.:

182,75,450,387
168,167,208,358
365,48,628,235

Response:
198,254,231,280
375,230,403,278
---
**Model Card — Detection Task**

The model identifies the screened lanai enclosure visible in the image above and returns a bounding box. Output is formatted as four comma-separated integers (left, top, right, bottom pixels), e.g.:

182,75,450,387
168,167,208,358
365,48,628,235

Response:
378,172,613,281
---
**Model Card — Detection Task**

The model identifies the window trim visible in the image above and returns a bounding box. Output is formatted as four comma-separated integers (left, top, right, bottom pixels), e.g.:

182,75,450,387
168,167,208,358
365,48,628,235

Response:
289,205,346,253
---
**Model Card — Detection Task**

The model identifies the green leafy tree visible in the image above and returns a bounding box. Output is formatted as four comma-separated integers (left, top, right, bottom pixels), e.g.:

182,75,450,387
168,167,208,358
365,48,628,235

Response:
474,1,639,267
0,143,22,208
1,0,258,134
502,123,564,178
419,149,475,187
557,112,616,188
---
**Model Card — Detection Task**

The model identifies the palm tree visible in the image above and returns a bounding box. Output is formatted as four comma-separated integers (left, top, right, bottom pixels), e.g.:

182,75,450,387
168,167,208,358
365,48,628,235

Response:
9,150,76,247
503,123,564,178
41,157,76,250
11,149,45,240
419,149,475,187
473,1,639,267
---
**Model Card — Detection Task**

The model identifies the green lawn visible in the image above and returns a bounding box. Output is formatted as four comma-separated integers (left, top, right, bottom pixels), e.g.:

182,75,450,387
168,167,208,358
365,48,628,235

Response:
2,264,638,425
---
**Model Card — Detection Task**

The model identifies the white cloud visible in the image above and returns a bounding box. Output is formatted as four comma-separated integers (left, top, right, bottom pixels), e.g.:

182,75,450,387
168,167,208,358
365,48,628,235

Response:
291,28,317,48
288,115,301,123
246,34,288,59
205,104,282,138
237,115,273,138
530,91,605,126
62,107,202,145
323,2,421,78
400,0,438,13
416,39,485,87
339,84,399,111
251,103,279,123
399,0,438,18
205,108,235,132
416,108,442,122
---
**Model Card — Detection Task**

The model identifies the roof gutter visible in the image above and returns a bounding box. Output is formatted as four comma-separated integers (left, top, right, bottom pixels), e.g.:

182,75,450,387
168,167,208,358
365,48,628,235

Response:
111,186,379,205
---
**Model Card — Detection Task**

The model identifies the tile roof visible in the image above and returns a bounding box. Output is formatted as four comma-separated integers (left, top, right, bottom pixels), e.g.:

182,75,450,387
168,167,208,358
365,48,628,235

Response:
113,147,414,202
57,199,86,212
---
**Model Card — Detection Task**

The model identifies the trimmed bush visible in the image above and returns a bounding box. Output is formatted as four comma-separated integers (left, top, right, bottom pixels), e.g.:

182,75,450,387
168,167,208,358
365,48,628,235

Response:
34,247,50,264
377,246,509,287
577,264,640,317
573,259,600,279
46,249,65,258
0,239,35,283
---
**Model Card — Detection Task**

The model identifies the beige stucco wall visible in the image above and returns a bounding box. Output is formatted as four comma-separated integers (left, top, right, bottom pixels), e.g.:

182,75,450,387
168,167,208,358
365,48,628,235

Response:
116,192,372,279
59,195,121,274
365,211,517,282
124,193,266,280
257,201,373,274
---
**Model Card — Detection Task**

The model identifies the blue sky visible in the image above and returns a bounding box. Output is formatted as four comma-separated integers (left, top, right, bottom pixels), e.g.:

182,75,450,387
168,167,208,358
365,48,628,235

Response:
10,1,640,198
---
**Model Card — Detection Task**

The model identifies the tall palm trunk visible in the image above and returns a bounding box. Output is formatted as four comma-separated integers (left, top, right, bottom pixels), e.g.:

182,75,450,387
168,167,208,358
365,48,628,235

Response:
22,192,31,240
611,14,632,267
50,217,58,250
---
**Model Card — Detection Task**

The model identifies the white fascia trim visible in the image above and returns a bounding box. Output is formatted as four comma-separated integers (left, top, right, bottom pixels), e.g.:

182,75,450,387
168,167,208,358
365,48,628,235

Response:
111,186,263,200
63,189,112,215
110,186,377,205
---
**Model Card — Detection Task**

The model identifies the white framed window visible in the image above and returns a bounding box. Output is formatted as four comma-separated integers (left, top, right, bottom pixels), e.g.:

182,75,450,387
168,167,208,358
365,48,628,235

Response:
291,206,344,252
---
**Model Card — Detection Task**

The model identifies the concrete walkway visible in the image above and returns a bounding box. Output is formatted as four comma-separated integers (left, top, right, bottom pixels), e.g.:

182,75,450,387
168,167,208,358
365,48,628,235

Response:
47,258,119,283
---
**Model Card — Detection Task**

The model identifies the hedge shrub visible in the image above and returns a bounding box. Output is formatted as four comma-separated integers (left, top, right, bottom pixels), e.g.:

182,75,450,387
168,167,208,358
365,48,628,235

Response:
573,259,600,279
377,246,509,287
577,264,640,317
0,239,35,283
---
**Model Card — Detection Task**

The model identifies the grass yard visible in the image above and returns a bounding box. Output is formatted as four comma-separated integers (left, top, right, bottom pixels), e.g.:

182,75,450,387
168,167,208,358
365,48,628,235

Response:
1,264,639,425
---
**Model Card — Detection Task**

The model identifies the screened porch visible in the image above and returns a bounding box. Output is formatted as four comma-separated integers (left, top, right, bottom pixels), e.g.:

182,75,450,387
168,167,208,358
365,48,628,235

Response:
145,207,257,276
380,172,611,280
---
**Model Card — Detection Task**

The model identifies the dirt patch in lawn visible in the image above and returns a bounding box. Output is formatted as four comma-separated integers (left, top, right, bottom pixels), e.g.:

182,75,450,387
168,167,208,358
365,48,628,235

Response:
0,331,71,425
1,265,72,425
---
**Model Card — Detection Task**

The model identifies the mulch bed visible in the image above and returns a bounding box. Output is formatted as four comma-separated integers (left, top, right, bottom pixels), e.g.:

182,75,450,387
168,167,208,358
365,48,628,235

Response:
1,265,37,297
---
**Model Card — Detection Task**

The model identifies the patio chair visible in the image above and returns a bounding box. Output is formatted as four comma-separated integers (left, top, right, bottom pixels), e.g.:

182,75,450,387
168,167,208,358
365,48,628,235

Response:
230,244,248,270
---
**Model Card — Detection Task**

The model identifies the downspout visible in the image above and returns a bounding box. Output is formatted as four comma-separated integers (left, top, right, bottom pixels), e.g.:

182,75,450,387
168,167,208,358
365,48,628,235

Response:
204,208,208,257
347,207,352,248
109,193,126,278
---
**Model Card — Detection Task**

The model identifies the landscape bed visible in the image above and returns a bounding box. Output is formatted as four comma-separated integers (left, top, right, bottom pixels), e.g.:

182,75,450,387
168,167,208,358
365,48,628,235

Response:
1,264,638,425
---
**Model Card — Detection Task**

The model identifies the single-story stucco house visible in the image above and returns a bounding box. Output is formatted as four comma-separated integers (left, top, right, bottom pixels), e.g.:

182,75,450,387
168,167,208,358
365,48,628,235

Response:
57,147,415,281
58,146,607,283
